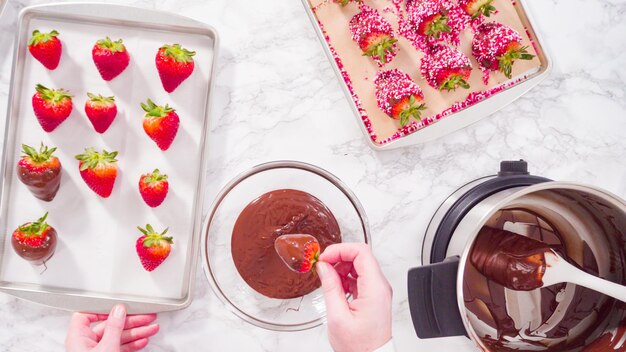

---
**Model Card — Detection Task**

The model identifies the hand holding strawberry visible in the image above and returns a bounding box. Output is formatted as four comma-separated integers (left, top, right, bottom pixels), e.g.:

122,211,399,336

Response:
155,44,195,93
32,84,73,132
75,148,118,198
92,37,130,81
139,169,169,208
140,99,180,151
28,29,62,70
85,93,117,133
274,234,320,273
136,224,173,272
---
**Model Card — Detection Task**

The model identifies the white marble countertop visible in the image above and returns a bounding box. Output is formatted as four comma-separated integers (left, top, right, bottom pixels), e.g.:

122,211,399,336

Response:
0,0,625,351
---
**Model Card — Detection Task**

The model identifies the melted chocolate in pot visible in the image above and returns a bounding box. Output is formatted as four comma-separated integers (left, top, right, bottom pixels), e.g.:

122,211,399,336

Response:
231,189,341,299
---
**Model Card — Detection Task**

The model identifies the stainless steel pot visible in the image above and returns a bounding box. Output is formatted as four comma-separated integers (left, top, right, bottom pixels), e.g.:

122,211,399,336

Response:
408,160,626,351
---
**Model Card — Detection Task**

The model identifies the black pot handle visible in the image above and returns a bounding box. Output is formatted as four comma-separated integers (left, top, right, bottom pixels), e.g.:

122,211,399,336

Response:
407,256,467,339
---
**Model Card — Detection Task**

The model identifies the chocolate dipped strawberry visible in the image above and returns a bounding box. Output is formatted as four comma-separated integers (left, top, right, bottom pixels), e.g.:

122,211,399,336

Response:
12,212,57,265
459,0,496,19
401,0,468,52
140,99,180,151
85,93,117,133
138,169,169,208
92,37,130,81
420,44,472,91
136,224,173,272
75,148,118,198
32,84,73,132
17,143,62,201
28,30,62,70
374,69,427,127
274,234,320,274
472,22,535,82
156,44,195,93
349,5,398,66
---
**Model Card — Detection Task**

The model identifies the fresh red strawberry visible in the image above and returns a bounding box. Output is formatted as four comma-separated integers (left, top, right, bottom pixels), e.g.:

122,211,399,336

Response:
136,224,173,272
85,93,117,133
417,13,451,39
28,30,62,70
92,37,130,81
472,22,535,81
75,148,118,198
349,5,398,66
11,212,58,264
140,99,180,151
139,169,169,208
17,143,62,201
421,45,472,91
460,0,496,19
375,69,427,127
32,84,73,132
155,44,195,93
274,234,320,273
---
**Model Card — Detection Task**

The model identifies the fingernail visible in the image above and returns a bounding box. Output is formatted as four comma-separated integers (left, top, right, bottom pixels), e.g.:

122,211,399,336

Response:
316,262,327,278
112,304,126,318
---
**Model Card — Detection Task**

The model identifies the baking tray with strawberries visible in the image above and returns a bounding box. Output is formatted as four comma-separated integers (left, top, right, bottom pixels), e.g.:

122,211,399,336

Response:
302,0,551,150
0,3,218,313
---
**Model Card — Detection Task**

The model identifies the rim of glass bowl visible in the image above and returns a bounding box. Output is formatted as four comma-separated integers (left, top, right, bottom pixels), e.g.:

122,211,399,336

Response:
201,160,371,331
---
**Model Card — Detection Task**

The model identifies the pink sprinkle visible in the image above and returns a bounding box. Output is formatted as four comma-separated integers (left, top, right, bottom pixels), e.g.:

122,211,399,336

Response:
472,22,523,84
349,4,398,67
420,44,472,89
374,69,424,116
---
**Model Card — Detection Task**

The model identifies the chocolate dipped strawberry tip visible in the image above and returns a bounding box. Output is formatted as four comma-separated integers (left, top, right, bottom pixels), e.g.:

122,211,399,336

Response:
74,148,118,171
35,84,73,102
274,234,321,274
160,44,195,62
21,143,57,164
95,37,126,53
28,29,59,46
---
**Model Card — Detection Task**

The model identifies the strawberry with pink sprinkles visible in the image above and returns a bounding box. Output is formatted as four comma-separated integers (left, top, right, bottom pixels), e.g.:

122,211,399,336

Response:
472,22,535,83
401,0,469,52
375,69,427,127
349,4,398,66
421,44,472,91
459,0,497,20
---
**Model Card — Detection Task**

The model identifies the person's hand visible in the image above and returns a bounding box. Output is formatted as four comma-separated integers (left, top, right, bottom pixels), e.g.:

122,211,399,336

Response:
317,243,393,352
65,304,160,352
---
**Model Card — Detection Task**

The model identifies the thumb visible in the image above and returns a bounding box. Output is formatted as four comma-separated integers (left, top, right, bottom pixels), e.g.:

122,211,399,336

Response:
317,262,349,318
99,304,127,347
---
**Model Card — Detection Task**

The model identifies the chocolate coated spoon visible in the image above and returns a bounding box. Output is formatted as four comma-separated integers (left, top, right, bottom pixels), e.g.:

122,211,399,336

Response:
471,227,626,302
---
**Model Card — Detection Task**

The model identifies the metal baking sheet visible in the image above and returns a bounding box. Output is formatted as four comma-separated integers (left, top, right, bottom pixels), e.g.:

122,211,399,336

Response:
302,0,551,150
0,3,218,314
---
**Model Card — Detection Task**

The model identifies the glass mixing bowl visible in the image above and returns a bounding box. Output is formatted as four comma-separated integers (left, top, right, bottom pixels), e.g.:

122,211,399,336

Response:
201,161,370,331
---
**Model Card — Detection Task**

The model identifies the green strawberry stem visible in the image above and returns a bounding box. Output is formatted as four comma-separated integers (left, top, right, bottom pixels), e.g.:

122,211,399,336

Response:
399,95,427,127
141,99,175,117
137,224,173,247
160,44,195,63
144,169,168,183
28,30,59,46
18,212,49,237
22,143,57,163
35,84,73,103
75,148,118,171
87,92,115,103
497,45,535,78
96,37,126,53
362,38,397,64
472,0,496,19
426,15,451,39
438,75,471,91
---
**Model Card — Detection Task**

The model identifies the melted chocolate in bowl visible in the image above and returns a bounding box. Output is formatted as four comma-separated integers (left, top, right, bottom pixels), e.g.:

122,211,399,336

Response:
464,203,626,351
231,189,341,299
